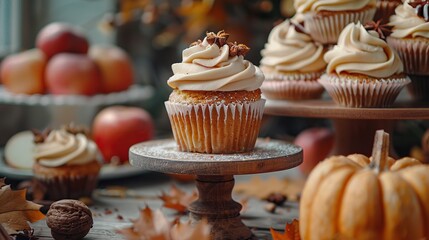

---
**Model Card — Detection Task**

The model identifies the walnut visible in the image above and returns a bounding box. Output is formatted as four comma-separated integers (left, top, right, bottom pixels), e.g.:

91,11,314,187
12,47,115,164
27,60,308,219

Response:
46,200,93,240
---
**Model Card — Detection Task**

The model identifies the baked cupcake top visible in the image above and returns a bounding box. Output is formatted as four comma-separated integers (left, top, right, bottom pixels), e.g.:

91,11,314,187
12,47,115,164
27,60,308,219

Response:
389,1,429,39
260,20,326,73
34,129,98,167
167,31,264,92
294,0,376,13
324,22,403,78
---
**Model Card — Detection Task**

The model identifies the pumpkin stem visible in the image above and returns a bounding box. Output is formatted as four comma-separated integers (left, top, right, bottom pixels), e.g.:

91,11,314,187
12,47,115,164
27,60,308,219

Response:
370,130,389,173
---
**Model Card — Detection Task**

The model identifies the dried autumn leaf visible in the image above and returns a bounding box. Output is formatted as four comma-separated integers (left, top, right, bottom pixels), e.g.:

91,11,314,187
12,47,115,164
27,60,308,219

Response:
159,185,198,214
234,176,305,201
270,219,301,240
117,206,211,240
0,178,45,234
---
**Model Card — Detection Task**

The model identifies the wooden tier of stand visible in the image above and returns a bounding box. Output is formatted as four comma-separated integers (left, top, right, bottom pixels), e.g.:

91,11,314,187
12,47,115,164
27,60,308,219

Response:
129,139,302,240
264,99,429,156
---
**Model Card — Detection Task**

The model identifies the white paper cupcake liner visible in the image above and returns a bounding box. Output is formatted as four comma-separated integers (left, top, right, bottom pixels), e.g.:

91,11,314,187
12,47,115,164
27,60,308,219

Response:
165,99,265,153
319,74,410,108
261,79,324,100
387,37,429,75
305,7,376,44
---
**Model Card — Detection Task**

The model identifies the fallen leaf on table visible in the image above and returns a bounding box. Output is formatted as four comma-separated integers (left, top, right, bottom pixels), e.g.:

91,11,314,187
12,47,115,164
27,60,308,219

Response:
159,185,198,214
234,176,305,201
0,178,45,234
117,206,211,240
270,219,301,240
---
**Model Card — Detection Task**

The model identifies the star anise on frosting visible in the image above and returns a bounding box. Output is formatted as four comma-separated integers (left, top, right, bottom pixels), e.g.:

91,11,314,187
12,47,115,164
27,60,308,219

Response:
62,123,88,136
409,0,429,22
32,128,51,144
364,20,393,40
227,42,250,57
206,30,230,47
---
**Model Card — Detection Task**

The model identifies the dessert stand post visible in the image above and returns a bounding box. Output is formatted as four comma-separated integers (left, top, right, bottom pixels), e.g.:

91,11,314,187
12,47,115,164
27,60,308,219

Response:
264,99,429,156
129,139,302,240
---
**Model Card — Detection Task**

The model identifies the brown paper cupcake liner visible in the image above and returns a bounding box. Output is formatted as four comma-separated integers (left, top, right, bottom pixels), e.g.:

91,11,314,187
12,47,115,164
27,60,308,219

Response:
407,74,429,101
305,7,376,44
319,74,410,108
387,37,429,75
261,79,324,100
34,174,99,201
374,1,401,24
165,100,265,154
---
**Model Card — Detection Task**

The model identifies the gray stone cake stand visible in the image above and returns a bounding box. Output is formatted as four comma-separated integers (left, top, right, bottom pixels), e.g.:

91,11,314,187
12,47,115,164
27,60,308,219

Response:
129,138,303,240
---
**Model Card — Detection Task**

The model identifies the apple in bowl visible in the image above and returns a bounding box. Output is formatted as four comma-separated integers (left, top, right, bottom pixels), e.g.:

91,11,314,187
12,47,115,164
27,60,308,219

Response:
45,53,102,95
0,49,47,94
92,106,154,164
36,22,89,59
89,45,134,93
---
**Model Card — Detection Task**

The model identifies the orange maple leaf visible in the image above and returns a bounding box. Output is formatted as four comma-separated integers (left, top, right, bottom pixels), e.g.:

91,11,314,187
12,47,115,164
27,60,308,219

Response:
0,178,45,234
159,185,198,214
270,219,301,240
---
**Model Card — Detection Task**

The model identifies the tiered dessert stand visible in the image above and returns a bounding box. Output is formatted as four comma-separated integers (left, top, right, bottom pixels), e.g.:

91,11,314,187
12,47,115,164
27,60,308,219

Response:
129,138,302,240
264,99,429,156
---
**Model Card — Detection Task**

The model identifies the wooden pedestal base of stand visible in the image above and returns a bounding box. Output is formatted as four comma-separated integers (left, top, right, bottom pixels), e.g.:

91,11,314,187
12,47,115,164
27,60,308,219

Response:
129,139,302,240
189,175,253,240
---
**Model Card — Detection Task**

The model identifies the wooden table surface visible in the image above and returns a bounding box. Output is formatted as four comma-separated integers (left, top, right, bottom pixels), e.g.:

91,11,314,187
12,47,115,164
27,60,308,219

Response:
28,170,301,240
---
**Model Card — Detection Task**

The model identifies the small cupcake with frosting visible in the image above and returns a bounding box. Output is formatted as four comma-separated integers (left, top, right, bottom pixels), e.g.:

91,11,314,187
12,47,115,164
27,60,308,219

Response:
319,22,410,107
260,19,326,100
166,31,265,153
387,1,429,100
294,0,377,44
32,125,101,200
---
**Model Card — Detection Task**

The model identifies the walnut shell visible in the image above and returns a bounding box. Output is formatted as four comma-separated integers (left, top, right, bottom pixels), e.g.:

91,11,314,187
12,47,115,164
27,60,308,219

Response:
46,199,93,240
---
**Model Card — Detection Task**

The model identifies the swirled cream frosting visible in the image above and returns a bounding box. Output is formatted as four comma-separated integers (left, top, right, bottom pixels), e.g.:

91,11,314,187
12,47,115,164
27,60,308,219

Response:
324,22,403,78
294,0,376,13
167,37,264,92
260,20,326,73
390,2,429,39
34,130,98,167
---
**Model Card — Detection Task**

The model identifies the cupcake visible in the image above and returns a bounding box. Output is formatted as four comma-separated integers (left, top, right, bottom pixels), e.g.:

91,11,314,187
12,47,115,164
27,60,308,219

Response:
319,22,410,108
294,0,377,44
259,19,326,100
387,1,429,100
166,31,265,154
32,126,101,200
374,0,403,24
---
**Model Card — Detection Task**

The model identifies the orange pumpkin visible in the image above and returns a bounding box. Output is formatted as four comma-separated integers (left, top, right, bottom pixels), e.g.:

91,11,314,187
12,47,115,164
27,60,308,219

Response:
299,131,429,240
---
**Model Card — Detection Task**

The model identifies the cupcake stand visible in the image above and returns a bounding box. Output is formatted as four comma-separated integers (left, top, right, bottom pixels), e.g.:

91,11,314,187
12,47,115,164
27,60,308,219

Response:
129,138,302,240
264,99,429,156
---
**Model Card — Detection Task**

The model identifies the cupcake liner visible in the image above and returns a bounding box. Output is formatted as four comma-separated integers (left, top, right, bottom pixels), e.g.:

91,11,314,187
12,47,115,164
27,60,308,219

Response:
407,74,429,101
387,37,429,75
374,1,401,24
261,80,324,100
165,99,265,153
319,74,410,108
305,7,376,44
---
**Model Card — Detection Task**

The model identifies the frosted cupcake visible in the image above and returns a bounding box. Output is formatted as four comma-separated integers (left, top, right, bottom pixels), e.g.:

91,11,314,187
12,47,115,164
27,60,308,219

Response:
260,20,326,100
32,127,101,200
166,31,265,154
294,0,377,44
374,0,403,24
387,1,429,100
319,22,410,108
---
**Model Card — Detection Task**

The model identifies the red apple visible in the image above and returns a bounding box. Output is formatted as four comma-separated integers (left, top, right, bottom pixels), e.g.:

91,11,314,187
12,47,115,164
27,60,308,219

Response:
36,22,89,59
92,106,154,164
0,49,46,94
45,53,102,95
294,127,335,175
89,45,134,93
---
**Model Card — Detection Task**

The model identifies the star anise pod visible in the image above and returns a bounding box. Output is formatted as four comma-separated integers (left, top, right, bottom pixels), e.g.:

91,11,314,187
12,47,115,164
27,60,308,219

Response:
32,128,51,144
290,20,306,34
409,0,429,22
227,42,250,57
206,30,229,47
62,123,88,136
364,20,393,40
